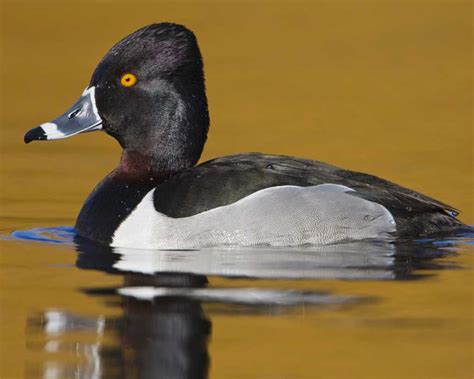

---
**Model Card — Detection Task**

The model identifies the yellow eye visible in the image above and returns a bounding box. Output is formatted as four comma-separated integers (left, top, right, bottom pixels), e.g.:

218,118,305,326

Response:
120,73,137,87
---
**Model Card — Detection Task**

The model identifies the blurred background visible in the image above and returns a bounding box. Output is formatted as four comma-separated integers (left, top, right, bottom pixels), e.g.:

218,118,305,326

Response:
1,1,473,379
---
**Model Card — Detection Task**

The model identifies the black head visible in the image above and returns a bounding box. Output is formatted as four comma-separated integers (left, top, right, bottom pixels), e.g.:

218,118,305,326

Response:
25,23,209,175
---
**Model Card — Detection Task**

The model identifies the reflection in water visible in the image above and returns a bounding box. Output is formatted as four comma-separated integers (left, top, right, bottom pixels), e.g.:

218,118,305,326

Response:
116,294,210,379
28,294,210,379
14,227,472,378
27,311,105,379
75,235,462,281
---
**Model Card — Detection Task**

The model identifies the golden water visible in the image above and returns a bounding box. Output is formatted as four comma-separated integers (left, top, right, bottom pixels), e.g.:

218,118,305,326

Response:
1,1,473,378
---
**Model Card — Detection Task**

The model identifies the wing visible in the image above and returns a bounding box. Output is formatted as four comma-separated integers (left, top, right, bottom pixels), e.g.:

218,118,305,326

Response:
153,153,464,236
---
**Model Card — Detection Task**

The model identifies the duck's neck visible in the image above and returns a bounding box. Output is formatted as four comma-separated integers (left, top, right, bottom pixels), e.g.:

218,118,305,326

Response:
115,149,185,182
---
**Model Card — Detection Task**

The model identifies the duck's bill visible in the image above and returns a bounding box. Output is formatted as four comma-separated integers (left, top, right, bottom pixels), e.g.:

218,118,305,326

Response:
24,87,103,144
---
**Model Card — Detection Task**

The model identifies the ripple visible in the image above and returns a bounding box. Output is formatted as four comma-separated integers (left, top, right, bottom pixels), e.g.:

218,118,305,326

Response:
10,226,76,245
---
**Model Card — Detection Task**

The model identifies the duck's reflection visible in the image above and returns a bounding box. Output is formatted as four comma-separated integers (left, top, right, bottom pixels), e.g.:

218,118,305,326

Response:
77,238,456,281
117,294,210,379
29,273,211,379
27,236,461,379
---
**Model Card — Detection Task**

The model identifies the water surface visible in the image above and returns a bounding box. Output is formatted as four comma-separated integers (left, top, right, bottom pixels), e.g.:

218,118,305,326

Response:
2,227,473,378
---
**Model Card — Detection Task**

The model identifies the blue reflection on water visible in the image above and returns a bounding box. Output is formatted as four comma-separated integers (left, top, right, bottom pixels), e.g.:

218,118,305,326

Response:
10,226,76,245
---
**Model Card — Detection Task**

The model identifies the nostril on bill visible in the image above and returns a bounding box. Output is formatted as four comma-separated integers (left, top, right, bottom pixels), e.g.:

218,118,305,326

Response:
68,107,82,119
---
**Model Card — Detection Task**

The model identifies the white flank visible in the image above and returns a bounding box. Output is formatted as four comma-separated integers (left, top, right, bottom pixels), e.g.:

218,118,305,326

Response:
112,184,397,249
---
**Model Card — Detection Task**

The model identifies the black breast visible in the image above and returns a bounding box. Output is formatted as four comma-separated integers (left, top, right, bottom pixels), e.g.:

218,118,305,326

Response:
75,174,158,244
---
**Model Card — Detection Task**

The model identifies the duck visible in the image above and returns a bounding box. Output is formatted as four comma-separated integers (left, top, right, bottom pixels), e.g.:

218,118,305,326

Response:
24,23,466,249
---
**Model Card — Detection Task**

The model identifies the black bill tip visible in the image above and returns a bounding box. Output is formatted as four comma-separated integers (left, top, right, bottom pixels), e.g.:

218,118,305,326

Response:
24,126,47,144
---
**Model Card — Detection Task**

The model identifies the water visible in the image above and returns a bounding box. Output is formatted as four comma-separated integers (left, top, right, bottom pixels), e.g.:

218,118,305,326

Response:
1,2,473,378
1,227,473,378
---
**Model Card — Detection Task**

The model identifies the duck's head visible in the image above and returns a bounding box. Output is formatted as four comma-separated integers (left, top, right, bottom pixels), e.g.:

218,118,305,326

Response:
25,23,209,175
